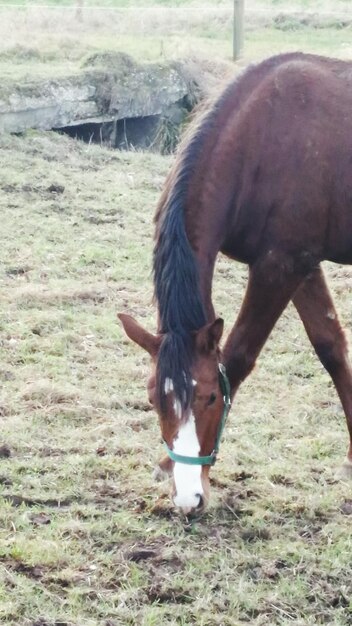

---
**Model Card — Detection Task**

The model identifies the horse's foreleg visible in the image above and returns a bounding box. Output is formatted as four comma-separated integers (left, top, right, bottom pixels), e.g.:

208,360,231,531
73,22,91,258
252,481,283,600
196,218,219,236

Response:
223,253,305,397
293,265,352,477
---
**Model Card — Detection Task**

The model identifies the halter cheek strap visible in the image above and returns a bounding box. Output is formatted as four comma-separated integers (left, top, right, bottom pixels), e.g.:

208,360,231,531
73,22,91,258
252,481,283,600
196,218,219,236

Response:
163,363,232,466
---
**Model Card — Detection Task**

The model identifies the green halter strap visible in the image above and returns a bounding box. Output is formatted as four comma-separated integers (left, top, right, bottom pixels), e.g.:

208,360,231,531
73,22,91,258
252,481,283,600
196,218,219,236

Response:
163,363,232,466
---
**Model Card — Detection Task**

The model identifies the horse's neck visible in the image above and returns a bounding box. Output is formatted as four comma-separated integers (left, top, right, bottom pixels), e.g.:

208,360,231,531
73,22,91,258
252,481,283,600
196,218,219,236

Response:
192,251,217,323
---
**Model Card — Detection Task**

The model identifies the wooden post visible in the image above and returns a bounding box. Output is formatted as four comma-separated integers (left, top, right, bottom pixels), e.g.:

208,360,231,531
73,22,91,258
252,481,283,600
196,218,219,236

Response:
233,0,244,60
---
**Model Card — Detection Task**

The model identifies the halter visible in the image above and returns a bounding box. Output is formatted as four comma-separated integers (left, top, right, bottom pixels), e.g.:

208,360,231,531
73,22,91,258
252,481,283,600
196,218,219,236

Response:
163,363,232,466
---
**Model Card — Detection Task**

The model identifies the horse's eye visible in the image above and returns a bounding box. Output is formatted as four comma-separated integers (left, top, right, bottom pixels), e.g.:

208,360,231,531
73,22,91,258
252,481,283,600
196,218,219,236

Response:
208,392,217,406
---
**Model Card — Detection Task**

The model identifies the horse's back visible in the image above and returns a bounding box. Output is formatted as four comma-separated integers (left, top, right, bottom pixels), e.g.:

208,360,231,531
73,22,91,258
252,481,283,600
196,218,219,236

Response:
182,53,352,266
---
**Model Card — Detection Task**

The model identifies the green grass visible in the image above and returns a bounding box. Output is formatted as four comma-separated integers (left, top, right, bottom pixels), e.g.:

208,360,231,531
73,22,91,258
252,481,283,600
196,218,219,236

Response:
0,1,351,85
0,28,351,85
1,127,352,625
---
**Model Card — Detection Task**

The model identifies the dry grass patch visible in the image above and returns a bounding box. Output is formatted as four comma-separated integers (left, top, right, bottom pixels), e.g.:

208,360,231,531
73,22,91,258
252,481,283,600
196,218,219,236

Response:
21,379,80,407
7,284,113,307
1,119,352,624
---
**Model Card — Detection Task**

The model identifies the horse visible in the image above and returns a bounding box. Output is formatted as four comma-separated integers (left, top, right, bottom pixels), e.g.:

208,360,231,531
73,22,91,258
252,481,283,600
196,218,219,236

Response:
119,52,352,517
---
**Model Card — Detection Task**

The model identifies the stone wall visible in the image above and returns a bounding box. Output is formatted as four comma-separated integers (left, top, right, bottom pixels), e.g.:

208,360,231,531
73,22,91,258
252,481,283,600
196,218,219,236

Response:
0,53,202,138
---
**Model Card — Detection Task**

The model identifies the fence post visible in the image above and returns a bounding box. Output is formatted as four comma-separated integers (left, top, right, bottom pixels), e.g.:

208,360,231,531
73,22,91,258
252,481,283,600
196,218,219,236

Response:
233,0,244,60
75,0,84,22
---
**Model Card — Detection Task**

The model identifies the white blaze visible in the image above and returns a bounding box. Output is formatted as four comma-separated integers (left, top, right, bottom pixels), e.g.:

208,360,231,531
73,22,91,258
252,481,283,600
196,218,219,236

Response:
164,378,174,394
164,378,183,420
173,398,183,420
172,412,203,511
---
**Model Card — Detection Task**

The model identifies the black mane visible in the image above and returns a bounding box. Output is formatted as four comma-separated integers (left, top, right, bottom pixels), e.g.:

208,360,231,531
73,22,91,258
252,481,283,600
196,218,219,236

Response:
153,126,211,410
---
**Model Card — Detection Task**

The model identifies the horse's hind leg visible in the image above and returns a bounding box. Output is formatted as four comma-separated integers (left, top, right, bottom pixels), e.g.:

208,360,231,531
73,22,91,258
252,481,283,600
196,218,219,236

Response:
293,265,352,477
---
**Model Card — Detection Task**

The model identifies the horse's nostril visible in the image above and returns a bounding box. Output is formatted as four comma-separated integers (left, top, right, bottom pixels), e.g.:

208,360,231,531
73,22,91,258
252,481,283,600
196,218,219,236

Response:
195,494,204,510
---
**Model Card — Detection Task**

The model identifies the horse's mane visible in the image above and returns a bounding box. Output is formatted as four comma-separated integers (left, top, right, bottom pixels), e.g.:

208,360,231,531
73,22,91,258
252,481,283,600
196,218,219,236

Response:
153,106,215,410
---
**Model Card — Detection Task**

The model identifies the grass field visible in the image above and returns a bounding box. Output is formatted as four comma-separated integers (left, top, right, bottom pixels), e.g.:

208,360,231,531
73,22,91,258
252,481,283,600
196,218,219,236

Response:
0,0,351,84
1,1,352,625
1,128,352,626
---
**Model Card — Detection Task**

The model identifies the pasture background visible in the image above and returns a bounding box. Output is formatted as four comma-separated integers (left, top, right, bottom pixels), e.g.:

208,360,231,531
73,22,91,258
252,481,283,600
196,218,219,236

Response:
1,1,352,625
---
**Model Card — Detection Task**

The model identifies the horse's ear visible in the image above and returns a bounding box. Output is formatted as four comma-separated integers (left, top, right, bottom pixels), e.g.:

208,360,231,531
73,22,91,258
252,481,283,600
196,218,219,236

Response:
194,318,224,354
118,313,162,357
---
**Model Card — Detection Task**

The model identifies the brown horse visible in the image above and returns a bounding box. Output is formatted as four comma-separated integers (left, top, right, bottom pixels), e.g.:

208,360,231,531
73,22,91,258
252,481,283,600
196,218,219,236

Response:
119,52,352,517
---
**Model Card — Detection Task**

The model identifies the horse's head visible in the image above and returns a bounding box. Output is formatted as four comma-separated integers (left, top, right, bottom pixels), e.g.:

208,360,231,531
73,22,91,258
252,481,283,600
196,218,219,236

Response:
118,313,231,517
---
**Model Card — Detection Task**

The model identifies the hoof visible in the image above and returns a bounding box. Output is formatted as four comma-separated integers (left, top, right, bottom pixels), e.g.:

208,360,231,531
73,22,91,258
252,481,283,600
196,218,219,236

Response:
336,459,352,480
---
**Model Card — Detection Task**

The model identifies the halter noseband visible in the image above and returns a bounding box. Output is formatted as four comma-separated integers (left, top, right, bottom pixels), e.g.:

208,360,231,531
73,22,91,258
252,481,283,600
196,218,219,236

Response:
163,363,232,466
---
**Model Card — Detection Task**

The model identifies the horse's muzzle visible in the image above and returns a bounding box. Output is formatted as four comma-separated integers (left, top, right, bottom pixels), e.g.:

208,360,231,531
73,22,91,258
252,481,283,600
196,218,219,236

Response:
178,493,205,517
